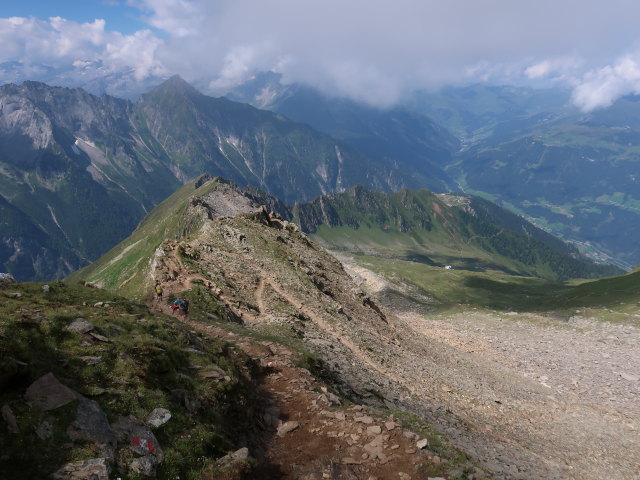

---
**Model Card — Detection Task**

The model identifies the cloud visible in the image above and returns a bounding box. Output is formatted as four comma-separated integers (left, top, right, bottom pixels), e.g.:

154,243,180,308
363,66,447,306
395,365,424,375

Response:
4,0,640,108
0,15,165,80
129,0,201,37
142,0,640,107
572,55,640,111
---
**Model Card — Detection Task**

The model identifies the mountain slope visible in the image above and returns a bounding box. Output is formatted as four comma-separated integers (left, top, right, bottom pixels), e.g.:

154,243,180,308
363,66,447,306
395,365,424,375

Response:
226,72,458,192
291,186,622,281
0,78,409,281
65,172,639,480
137,75,409,203
406,84,640,268
0,81,181,280
451,121,640,268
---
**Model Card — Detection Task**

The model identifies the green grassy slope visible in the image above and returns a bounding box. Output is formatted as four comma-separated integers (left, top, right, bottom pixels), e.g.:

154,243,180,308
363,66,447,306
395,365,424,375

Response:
0,281,260,479
353,253,640,325
67,177,216,298
293,186,622,281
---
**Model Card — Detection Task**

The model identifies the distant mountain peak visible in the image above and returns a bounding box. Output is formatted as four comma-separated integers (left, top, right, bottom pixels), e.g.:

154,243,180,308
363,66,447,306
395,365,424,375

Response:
148,74,201,97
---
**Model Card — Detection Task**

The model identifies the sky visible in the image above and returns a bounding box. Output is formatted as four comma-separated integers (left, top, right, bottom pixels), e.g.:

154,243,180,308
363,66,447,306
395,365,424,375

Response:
3,0,640,110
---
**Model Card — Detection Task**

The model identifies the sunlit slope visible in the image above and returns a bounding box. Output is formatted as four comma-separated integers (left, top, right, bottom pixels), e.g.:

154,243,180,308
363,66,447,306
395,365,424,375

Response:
67,177,209,297
67,175,283,298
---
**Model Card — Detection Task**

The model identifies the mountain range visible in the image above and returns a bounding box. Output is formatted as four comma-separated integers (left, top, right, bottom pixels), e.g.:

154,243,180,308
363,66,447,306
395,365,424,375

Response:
2,73,638,281
0,77,413,280
2,69,640,480
226,75,640,269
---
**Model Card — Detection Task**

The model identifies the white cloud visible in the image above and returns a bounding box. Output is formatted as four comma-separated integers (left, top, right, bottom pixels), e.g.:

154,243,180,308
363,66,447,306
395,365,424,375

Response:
0,16,164,80
4,0,640,108
572,56,640,111
129,0,202,37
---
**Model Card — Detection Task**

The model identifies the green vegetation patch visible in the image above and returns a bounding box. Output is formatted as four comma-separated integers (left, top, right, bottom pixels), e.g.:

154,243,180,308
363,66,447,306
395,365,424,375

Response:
0,281,260,480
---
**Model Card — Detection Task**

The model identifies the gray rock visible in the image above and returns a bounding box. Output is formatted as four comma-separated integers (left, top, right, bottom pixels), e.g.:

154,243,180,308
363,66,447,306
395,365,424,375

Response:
620,372,639,382
51,458,110,480
42,284,50,293
80,356,102,365
198,366,226,379
384,421,397,431
146,408,172,428
112,415,163,473
67,396,117,459
1,404,19,433
89,332,109,342
327,392,341,405
355,415,374,424
363,435,387,461
277,420,300,436
25,373,77,410
67,318,94,334
216,447,250,466
129,455,157,476
416,438,429,449
366,425,382,435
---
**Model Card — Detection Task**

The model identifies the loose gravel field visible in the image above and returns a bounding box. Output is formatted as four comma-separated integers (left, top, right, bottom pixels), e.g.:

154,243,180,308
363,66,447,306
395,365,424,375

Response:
344,259,640,479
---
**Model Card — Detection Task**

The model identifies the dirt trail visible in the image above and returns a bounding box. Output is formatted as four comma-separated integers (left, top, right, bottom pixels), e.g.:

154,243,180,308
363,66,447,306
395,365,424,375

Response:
149,237,640,479
255,277,267,314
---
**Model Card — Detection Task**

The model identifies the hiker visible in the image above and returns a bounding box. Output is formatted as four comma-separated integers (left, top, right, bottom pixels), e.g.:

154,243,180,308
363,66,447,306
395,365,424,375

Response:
180,298,190,317
154,281,163,301
171,297,182,314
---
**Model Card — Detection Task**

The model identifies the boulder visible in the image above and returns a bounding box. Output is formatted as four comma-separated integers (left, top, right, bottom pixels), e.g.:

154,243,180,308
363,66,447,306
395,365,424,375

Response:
216,447,250,467
366,425,382,435
25,373,76,411
112,415,163,476
146,408,172,428
67,395,116,458
277,420,300,436
416,438,429,449
66,318,94,334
